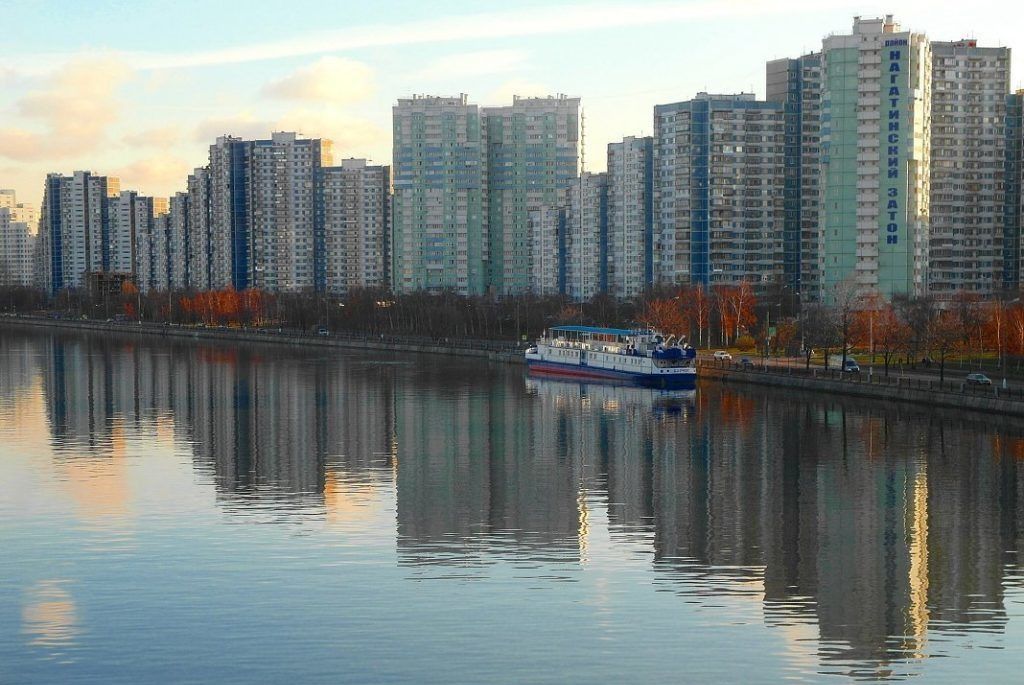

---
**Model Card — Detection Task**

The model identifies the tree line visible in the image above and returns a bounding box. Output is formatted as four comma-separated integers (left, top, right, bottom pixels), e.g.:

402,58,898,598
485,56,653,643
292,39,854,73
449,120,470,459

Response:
5,281,1024,377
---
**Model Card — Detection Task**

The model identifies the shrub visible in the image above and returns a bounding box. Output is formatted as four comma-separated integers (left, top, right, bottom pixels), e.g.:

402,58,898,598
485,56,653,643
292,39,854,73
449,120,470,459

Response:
735,334,756,352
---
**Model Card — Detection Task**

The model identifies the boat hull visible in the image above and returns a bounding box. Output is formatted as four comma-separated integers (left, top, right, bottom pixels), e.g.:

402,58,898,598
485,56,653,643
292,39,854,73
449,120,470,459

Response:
526,358,696,389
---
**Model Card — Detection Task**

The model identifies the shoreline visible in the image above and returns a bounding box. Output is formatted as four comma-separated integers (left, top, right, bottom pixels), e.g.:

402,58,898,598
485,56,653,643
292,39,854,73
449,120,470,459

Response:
8,315,1024,418
700,362,1024,418
2,316,526,365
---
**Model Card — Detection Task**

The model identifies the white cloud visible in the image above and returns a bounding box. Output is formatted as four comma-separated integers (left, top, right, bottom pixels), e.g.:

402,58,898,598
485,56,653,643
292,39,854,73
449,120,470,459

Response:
0,56,133,162
6,0,860,73
112,156,193,198
123,125,182,149
193,113,274,144
412,49,529,81
262,57,375,104
192,108,387,161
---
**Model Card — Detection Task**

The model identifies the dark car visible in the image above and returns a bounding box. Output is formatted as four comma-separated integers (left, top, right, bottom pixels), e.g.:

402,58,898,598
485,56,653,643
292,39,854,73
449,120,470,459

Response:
738,357,755,369
965,373,992,386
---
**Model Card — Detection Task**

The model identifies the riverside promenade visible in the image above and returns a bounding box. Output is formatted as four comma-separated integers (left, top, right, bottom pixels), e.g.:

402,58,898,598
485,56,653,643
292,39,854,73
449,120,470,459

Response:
700,358,1024,418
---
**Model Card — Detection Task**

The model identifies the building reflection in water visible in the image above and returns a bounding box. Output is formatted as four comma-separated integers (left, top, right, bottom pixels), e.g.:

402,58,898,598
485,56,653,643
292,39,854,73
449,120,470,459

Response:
13,329,1024,677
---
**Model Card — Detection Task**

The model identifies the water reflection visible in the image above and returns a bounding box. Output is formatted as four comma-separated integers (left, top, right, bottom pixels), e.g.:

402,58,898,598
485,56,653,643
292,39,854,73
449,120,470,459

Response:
3,328,1024,680
21,580,79,654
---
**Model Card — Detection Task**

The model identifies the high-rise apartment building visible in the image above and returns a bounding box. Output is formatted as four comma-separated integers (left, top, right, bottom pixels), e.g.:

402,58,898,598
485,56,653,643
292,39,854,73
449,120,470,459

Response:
606,136,654,298
563,172,609,301
766,53,823,301
392,95,485,295
208,136,253,290
1006,91,1024,290
320,158,391,294
107,191,139,275
205,132,331,292
527,205,565,296
777,16,1015,300
134,196,168,292
186,168,213,291
928,40,1011,296
653,93,785,292
251,132,332,292
819,16,931,299
0,190,37,287
169,192,190,290
482,95,580,295
39,171,120,293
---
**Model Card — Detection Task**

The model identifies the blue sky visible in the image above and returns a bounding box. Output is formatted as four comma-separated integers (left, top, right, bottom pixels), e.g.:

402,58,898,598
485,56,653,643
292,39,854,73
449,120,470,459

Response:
2,0,1022,210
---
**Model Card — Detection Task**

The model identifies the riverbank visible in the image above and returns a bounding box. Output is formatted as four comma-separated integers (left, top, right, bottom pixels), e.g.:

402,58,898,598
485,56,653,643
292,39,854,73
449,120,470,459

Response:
10,316,1024,417
1,316,526,365
700,359,1024,418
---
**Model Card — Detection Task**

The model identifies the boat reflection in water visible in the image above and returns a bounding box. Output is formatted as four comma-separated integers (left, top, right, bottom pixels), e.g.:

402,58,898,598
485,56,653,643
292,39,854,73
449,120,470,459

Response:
524,376,696,419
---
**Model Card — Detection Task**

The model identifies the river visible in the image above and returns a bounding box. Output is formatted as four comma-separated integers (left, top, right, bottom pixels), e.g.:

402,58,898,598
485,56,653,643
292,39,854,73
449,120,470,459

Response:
1,327,1023,683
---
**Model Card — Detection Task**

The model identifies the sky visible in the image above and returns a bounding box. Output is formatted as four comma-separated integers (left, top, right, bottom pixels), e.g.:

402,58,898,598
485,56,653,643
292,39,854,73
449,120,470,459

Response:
2,0,1023,212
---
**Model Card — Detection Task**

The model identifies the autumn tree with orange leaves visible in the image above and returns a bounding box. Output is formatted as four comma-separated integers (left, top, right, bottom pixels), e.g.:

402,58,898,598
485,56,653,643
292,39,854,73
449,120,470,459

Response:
642,297,687,338
713,282,757,346
680,284,712,348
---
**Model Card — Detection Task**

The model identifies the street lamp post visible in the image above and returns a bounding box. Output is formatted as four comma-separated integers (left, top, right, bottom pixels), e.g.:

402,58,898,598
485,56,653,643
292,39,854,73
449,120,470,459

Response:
1000,297,1020,390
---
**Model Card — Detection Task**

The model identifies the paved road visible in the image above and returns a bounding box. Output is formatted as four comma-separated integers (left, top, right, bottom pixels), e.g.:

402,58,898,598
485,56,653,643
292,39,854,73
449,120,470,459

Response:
698,352,1014,389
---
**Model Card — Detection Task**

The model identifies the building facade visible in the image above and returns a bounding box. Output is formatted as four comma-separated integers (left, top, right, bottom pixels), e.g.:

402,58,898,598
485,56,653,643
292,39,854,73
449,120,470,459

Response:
563,172,609,301
766,53,823,302
0,190,37,287
653,93,785,293
39,171,121,293
134,196,168,292
819,15,931,300
392,95,485,295
482,95,580,295
606,135,654,298
320,158,391,294
1006,91,1024,290
169,192,190,290
928,40,1011,297
186,168,213,291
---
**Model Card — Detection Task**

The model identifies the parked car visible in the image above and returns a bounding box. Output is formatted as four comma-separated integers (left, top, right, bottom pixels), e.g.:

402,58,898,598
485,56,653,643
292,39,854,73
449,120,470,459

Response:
738,357,755,369
966,373,992,386
827,355,859,372
713,350,732,361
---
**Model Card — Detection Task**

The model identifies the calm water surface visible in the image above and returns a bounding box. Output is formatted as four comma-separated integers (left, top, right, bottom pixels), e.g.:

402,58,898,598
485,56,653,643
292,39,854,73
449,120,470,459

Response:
1,328,1024,683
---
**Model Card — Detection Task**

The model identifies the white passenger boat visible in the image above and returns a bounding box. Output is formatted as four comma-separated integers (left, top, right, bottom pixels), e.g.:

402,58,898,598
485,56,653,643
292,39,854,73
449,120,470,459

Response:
524,325,697,389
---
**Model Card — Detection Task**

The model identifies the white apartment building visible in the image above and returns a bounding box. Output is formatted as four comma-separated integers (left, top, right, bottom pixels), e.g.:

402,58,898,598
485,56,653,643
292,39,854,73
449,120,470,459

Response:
654,93,785,293
928,40,1011,296
134,196,168,292
320,158,390,294
186,168,212,291
169,192,190,290
607,136,653,298
527,205,563,296
250,132,333,292
0,190,38,287
563,172,608,301
39,171,120,293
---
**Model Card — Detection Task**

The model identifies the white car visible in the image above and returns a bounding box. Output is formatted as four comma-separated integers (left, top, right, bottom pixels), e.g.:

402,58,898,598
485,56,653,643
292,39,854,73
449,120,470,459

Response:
713,350,732,361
